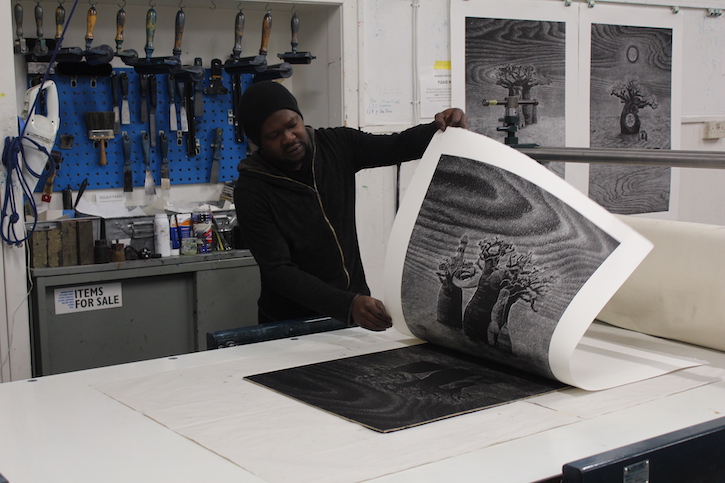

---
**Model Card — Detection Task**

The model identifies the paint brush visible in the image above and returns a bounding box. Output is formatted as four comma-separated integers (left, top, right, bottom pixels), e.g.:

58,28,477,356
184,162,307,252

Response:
84,111,115,166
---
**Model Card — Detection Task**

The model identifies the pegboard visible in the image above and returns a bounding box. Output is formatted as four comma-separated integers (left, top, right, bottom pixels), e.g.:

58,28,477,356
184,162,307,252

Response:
35,67,252,192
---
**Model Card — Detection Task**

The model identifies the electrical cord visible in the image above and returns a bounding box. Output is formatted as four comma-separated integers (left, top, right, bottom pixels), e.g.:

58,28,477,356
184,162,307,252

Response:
0,0,80,246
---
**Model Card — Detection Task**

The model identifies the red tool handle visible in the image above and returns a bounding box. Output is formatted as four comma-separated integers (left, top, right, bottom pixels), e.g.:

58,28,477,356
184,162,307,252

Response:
173,9,185,57
232,10,244,60
259,10,271,56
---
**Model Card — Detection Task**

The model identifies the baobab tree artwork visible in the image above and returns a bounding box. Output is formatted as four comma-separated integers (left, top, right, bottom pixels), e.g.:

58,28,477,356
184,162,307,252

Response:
465,18,566,148
589,24,673,214
400,154,619,379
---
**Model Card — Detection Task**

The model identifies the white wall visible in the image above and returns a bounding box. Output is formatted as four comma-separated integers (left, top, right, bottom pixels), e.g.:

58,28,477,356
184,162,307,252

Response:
356,0,725,301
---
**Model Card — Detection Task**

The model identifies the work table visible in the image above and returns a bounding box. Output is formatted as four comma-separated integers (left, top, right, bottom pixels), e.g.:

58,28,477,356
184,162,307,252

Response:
1,327,724,482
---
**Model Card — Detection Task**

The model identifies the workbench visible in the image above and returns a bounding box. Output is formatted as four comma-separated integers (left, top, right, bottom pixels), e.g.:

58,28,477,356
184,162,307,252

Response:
0,326,723,482
29,249,260,376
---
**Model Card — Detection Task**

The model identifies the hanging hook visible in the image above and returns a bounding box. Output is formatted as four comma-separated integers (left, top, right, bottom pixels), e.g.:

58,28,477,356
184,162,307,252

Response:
117,0,125,7
58,0,66,5
148,0,155,7
209,0,215,10
237,3,243,12
178,0,184,9
265,3,270,12
291,4,296,14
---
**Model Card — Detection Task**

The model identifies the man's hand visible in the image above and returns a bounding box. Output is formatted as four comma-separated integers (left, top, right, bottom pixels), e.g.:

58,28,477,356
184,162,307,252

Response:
351,295,393,331
434,108,468,131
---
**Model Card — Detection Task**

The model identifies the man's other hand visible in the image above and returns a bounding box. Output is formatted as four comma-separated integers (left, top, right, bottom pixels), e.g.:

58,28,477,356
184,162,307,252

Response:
434,108,468,131
351,295,393,331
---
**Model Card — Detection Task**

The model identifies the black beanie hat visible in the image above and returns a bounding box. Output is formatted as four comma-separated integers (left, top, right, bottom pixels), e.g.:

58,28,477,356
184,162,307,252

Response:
238,81,303,147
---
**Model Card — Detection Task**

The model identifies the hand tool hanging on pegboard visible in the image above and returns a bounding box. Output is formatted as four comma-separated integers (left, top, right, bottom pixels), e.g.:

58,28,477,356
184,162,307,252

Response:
148,74,158,147
114,1,138,65
209,127,223,184
33,0,49,57
252,9,293,83
52,0,83,62
54,4,112,81
278,11,316,65
122,131,133,193
110,72,121,134
130,2,202,82
227,8,248,144
120,71,131,124
14,0,27,54
167,73,178,133
82,4,114,65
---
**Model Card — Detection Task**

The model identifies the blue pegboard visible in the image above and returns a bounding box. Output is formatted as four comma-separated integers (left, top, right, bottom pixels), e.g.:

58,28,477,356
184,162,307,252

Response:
37,67,251,191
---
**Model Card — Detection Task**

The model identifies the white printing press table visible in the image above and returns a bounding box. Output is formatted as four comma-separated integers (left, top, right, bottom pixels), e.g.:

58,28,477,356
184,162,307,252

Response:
1,326,724,483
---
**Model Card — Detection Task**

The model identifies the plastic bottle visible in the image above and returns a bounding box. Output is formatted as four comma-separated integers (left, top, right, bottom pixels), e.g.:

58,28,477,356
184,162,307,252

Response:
154,213,172,258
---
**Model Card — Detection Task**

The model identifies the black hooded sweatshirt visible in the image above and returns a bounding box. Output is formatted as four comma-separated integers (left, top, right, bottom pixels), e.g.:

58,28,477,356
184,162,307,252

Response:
234,122,439,324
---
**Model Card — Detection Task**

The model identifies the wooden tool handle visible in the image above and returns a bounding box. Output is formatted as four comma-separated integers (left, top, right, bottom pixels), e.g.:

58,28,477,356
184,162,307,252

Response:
145,8,156,59
55,4,65,40
259,11,271,56
232,11,244,59
85,5,97,49
35,3,44,39
173,9,185,57
14,2,23,39
290,13,299,51
115,8,125,49
99,140,107,166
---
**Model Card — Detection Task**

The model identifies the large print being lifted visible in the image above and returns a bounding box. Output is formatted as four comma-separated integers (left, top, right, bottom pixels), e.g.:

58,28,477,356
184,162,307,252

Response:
385,128,695,391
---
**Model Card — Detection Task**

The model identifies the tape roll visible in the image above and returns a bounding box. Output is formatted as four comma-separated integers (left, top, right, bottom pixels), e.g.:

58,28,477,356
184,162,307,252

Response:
597,216,725,352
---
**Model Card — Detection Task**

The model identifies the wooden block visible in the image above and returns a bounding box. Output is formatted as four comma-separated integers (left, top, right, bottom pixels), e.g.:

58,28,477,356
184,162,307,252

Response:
46,228,62,268
30,230,48,268
60,221,78,266
76,220,95,265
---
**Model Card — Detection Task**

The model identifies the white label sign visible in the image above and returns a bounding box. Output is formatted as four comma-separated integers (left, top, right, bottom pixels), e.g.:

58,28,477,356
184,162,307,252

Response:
54,282,123,315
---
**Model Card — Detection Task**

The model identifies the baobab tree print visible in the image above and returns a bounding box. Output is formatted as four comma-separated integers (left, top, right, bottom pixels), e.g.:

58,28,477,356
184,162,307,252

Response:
400,154,619,379
589,24,673,214
464,17,566,148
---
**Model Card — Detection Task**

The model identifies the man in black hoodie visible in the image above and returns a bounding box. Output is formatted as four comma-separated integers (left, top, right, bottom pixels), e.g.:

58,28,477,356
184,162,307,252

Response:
235,81,467,331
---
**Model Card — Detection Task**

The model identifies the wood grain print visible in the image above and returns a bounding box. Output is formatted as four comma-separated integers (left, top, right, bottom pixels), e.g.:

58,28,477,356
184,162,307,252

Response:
246,343,567,433
589,24,673,214
401,155,619,380
465,17,566,150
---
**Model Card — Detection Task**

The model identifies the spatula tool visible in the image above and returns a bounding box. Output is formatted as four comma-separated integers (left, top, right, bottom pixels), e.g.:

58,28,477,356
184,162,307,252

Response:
160,131,170,193
122,132,133,192
141,131,156,196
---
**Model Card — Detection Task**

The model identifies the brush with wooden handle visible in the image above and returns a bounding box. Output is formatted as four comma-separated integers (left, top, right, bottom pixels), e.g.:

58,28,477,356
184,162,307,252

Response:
84,111,114,166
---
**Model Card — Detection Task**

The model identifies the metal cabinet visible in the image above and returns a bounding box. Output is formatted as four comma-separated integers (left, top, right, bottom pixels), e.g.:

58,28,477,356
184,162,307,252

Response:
29,250,260,376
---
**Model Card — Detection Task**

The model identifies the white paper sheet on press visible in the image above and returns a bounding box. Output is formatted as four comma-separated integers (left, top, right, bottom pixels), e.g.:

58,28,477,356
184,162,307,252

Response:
383,128,702,391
